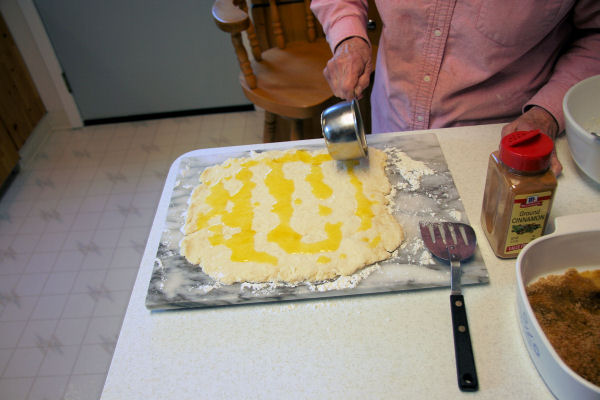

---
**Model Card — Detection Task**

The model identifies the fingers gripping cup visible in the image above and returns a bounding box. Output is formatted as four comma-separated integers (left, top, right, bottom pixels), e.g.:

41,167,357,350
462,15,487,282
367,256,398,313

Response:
321,99,368,160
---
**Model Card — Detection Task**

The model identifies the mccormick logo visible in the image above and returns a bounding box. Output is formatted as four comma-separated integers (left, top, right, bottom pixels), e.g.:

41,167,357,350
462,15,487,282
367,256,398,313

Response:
515,195,550,208
522,196,541,207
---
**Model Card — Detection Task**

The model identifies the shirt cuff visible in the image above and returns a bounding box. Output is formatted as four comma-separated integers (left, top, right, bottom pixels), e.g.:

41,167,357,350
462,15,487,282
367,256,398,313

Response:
324,15,370,53
524,81,573,134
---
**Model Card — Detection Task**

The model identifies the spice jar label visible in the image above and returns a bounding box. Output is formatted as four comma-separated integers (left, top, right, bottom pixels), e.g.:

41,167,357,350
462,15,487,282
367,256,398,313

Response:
504,191,553,255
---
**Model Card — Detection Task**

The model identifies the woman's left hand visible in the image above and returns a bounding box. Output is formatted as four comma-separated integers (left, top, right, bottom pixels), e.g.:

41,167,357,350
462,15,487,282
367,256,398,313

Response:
501,106,562,177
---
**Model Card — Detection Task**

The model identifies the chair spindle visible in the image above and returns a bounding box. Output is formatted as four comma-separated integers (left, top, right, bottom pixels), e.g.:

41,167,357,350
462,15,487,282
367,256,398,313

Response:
304,0,316,42
268,0,285,49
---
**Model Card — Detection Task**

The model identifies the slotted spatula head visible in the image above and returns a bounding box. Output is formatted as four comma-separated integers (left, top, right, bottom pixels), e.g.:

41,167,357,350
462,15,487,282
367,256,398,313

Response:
419,222,477,263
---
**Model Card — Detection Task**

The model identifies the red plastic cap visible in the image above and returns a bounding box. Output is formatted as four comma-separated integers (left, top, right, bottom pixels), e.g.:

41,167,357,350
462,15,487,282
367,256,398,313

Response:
500,130,554,172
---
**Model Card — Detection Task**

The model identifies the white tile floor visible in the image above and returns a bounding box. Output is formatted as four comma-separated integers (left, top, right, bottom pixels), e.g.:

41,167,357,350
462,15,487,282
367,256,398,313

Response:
0,110,264,400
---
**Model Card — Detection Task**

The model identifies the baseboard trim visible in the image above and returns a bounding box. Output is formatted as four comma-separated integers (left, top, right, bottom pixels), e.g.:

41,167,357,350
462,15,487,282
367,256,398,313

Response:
84,104,255,126
47,109,73,130
0,163,20,201
19,113,53,165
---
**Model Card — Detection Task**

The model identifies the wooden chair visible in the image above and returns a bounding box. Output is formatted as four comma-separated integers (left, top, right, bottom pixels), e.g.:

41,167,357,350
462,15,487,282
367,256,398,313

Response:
212,0,336,142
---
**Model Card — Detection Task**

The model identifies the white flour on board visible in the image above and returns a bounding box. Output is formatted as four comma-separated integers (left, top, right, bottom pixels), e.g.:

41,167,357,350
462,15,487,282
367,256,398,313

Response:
307,264,381,292
383,147,434,191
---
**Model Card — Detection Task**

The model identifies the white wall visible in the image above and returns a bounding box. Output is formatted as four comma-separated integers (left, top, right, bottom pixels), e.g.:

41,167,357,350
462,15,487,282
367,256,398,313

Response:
30,0,250,121
2,0,253,127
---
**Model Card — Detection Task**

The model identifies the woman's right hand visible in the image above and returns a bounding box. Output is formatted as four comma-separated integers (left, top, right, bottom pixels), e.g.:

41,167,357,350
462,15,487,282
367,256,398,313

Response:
323,36,372,100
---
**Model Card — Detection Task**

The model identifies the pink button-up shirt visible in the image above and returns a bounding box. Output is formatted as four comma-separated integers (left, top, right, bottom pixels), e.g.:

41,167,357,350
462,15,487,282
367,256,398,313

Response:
311,0,600,134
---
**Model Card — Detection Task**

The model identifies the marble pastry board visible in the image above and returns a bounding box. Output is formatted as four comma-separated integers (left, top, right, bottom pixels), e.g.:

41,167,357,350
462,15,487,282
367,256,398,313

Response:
145,132,489,310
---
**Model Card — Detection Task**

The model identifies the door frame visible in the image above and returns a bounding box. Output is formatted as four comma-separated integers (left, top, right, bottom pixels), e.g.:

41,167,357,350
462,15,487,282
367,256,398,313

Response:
1,0,83,128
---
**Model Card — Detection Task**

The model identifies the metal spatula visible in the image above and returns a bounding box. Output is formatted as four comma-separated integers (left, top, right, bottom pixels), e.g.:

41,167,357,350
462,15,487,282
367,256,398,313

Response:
419,222,479,392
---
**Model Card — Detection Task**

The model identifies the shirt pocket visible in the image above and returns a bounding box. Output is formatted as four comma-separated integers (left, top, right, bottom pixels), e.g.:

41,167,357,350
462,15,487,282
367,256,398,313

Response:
475,0,567,47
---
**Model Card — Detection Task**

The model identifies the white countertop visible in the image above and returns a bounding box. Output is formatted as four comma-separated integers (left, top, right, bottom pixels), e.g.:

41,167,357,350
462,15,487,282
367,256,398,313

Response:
101,124,600,399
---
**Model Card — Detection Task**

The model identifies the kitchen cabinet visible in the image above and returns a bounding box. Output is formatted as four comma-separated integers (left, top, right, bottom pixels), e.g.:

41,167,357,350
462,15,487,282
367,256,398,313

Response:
0,12,46,188
0,122,19,187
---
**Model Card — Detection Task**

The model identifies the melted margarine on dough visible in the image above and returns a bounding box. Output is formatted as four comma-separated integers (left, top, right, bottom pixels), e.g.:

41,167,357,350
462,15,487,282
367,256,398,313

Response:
180,148,403,284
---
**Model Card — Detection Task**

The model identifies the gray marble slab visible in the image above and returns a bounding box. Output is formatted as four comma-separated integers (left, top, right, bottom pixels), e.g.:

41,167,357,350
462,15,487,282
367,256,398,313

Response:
145,132,489,310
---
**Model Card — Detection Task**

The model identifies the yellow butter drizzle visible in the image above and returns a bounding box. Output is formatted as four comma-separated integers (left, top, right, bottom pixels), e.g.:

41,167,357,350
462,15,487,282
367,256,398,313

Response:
319,205,332,216
346,161,375,231
362,236,382,248
265,151,341,254
317,255,331,264
202,161,277,264
192,150,379,264
306,161,333,199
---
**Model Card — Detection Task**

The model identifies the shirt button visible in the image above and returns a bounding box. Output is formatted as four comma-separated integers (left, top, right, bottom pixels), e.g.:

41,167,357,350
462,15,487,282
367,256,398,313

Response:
423,75,431,82
434,29,442,37
417,115,424,122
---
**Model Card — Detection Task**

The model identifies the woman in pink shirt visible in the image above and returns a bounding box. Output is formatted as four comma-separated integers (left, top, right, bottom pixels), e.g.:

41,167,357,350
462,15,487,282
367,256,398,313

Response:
311,0,600,175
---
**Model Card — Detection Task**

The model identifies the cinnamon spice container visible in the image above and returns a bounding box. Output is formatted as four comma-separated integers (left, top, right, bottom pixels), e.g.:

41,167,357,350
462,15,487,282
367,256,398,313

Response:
481,130,557,258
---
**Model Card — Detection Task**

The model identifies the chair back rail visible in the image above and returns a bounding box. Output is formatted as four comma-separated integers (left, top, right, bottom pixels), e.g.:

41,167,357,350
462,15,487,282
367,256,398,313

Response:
212,0,379,142
233,0,262,60
212,0,257,88
250,0,325,51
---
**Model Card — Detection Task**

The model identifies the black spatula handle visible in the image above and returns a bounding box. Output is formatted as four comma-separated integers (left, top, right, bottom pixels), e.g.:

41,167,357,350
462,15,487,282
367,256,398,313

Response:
450,294,479,391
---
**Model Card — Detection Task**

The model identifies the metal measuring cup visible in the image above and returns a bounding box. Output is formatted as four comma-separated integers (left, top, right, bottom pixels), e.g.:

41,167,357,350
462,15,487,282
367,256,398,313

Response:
321,99,368,160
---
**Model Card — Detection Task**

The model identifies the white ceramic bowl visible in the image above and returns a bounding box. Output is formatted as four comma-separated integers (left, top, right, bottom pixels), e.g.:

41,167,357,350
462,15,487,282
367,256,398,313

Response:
516,212,600,399
563,74,600,183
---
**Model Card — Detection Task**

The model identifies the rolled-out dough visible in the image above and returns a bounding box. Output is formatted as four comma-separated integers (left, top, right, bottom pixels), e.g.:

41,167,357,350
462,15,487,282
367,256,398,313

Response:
181,148,403,284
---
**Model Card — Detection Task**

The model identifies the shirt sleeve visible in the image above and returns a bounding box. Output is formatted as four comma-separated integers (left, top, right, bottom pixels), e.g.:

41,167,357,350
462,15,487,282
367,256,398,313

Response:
525,0,600,132
310,0,370,52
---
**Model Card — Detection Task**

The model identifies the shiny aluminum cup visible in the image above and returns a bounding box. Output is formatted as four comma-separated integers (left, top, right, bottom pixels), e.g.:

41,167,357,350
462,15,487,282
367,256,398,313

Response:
321,99,368,160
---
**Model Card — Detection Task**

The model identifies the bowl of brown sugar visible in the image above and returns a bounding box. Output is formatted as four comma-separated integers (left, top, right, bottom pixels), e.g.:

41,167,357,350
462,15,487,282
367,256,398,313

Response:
516,212,600,400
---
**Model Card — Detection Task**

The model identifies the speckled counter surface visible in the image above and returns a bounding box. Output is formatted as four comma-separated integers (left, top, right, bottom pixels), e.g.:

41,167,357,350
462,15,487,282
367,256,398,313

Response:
101,124,600,400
